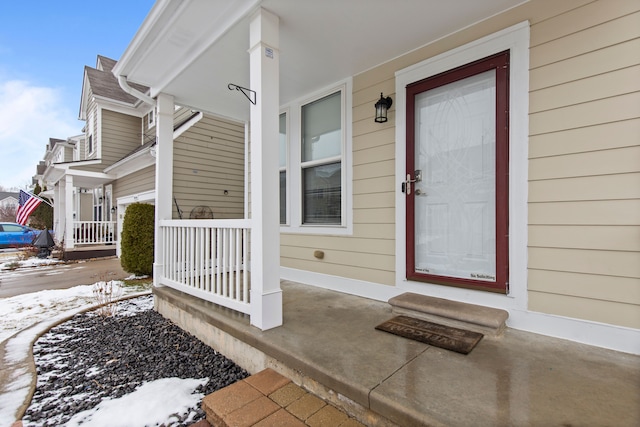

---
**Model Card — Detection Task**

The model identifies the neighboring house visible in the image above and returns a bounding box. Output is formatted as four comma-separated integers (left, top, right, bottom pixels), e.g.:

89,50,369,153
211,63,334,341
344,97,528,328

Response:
37,55,246,259
0,192,19,209
111,0,639,356
0,191,19,222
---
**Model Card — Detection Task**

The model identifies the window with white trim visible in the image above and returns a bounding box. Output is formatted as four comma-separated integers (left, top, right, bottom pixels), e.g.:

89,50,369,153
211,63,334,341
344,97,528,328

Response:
301,91,342,224
87,111,95,156
279,112,288,225
280,81,352,234
147,108,155,128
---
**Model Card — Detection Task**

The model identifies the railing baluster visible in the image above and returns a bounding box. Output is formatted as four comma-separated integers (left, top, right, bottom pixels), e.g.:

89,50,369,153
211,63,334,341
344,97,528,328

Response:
222,228,228,297
205,227,211,292
71,221,117,246
158,220,251,314
198,227,204,290
174,226,178,283
228,228,233,296
234,228,239,299
216,228,221,296
243,228,248,303
162,227,167,278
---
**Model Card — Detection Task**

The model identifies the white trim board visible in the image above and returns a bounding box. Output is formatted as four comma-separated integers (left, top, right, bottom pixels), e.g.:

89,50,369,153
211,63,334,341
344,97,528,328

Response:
280,267,399,303
116,190,155,206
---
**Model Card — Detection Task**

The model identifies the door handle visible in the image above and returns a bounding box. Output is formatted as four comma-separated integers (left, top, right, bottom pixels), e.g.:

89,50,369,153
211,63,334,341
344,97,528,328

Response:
404,174,416,195
402,170,422,195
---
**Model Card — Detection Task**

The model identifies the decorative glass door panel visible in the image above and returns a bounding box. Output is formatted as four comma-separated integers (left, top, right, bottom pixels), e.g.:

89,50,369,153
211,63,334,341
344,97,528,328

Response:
405,52,509,292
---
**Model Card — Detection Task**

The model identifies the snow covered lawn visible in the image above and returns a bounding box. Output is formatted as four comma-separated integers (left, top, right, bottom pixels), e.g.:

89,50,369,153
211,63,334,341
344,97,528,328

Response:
0,256,244,426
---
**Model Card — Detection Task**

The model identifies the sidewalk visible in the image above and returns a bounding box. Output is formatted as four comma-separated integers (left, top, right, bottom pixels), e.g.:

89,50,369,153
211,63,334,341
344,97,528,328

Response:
156,281,640,427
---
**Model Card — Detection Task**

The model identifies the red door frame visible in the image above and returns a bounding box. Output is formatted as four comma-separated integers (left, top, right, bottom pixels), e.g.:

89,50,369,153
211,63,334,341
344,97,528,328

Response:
405,51,510,293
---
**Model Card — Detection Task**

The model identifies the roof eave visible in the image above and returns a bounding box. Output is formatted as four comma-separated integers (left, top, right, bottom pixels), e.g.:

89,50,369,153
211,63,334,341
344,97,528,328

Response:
113,0,258,95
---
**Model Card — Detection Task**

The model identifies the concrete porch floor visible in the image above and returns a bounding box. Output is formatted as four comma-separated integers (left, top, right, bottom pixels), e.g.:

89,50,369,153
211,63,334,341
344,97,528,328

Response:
154,281,640,427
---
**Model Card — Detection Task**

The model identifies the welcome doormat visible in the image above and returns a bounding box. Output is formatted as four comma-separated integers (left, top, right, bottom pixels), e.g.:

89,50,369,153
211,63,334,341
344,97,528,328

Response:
375,315,483,354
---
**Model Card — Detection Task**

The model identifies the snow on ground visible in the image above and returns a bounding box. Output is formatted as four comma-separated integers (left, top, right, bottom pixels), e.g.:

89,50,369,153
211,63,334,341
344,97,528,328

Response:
0,281,145,343
0,259,210,427
64,377,208,427
0,255,62,270
0,284,96,343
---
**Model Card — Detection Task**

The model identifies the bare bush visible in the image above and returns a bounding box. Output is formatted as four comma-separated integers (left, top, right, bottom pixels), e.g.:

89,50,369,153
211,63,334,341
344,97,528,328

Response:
92,272,123,316
0,205,17,222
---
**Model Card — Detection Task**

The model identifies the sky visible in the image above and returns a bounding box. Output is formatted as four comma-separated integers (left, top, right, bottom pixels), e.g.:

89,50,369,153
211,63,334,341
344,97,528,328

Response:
0,1,156,190
0,254,204,425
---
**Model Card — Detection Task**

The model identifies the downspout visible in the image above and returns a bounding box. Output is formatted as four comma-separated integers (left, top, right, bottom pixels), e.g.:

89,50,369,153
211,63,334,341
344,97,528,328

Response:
116,74,156,106
116,73,157,157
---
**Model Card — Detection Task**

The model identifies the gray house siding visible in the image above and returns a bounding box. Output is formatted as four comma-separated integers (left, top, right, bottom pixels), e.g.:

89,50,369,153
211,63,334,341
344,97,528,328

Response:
173,114,245,219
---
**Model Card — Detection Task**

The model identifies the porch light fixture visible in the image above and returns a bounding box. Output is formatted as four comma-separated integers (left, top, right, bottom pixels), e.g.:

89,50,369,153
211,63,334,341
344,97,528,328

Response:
374,92,393,123
111,206,117,214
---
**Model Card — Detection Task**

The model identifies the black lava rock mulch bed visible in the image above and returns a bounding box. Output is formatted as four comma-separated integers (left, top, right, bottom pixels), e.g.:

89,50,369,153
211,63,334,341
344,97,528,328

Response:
23,295,249,426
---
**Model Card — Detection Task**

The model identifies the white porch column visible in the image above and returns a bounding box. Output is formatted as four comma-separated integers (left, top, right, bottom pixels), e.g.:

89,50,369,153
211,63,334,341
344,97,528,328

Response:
153,93,174,286
64,175,74,250
249,8,282,330
53,183,61,243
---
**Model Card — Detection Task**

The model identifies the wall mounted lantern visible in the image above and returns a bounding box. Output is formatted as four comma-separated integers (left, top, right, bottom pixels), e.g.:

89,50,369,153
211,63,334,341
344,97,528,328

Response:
374,93,393,123
111,206,117,214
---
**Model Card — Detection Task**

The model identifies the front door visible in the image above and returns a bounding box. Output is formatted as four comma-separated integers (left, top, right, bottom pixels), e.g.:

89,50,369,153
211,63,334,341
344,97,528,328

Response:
405,51,509,293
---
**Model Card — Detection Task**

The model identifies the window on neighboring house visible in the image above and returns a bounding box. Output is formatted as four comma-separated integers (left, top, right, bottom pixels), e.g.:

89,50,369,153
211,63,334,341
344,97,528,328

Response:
87,111,95,156
93,187,103,221
148,108,155,128
279,112,288,225
301,91,342,225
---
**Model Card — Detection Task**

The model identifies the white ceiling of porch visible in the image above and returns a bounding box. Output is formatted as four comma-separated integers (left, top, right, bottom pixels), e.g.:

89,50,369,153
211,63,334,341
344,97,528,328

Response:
116,0,527,122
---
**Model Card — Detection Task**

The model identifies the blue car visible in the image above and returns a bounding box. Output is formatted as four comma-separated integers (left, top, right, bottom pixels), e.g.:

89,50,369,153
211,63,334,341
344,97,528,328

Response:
0,222,41,249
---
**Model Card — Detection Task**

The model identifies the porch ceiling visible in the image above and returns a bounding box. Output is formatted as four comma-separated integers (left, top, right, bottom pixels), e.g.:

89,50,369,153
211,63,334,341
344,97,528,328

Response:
44,165,115,188
114,0,527,122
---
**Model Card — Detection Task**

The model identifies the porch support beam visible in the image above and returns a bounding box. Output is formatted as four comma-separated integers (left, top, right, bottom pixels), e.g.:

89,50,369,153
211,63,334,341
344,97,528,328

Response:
53,183,61,244
64,175,74,250
249,8,282,330
153,93,174,285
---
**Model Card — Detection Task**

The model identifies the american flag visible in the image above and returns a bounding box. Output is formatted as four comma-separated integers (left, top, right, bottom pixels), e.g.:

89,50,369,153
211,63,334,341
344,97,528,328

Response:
16,190,43,226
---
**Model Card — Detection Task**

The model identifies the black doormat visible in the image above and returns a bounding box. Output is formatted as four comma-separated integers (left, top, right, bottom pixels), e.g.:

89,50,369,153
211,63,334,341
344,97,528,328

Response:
375,315,483,354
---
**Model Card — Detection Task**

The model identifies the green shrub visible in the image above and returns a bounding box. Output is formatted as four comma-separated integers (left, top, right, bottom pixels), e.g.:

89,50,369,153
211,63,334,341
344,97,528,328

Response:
30,183,53,230
120,203,155,276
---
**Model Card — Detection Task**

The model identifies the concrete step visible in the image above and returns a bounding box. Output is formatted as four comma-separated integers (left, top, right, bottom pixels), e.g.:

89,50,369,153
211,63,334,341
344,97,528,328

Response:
387,293,509,337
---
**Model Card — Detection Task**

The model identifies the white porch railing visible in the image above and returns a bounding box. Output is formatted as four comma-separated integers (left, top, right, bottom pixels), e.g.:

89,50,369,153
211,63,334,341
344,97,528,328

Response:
159,219,251,314
73,221,116,245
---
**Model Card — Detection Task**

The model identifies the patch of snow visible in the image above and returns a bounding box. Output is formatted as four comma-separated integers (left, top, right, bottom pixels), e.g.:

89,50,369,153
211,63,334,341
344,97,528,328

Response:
124,274,150,280
0,256,61,270
0,282,152,426
0,282,147,343
64,377,208,427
